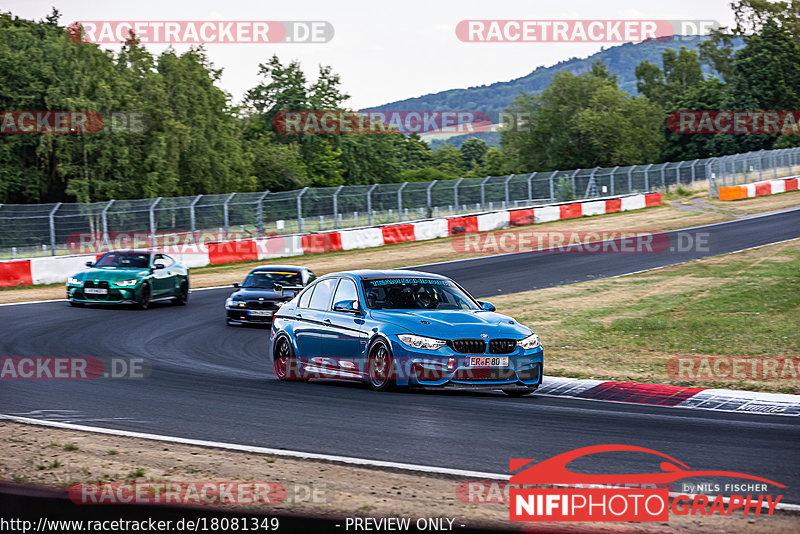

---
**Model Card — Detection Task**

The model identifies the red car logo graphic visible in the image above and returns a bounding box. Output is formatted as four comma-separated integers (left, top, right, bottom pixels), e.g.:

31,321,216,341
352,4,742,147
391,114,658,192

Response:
510,444,785,487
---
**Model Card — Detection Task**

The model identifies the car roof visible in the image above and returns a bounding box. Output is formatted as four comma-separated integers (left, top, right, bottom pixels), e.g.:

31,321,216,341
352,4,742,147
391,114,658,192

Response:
325,269,452,281
248,265,308,273
100,250,154,255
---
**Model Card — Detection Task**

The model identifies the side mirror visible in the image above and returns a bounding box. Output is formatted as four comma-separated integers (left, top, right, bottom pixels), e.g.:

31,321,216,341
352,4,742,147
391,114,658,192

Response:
478,300,496,312
85,261,94,267
333,300,361,313
274,283,304,297
232,282,240,288
153,263,165,270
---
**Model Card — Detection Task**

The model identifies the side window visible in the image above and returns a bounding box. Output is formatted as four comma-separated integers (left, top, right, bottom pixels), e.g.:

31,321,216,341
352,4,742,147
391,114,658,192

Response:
305,271,316,285
298,284,315,308
331,279,359,311
308,278,337,310
161,254,176,267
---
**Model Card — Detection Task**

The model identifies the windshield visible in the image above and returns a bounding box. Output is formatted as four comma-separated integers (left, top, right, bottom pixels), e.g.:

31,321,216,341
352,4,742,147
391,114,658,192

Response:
94,252,150,269
361,277,478,310
242,271,302,289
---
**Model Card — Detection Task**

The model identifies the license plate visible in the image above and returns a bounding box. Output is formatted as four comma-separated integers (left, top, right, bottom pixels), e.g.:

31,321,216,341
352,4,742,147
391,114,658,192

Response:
249,310,274,317
84,288,107,295
468,356,509,367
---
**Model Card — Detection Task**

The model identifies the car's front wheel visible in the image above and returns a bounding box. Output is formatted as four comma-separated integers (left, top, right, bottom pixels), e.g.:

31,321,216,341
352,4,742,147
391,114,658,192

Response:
137,282,151,310
273,337,305,381
173,279,189,306
367,339,395,392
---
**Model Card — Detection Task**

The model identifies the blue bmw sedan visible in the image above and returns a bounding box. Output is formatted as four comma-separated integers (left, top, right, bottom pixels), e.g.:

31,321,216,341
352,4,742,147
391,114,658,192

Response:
269,270,543,395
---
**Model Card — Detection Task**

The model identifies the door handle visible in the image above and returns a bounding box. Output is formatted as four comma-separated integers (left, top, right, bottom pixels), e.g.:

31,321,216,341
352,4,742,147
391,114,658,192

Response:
323,318,332,326
296,313,302,319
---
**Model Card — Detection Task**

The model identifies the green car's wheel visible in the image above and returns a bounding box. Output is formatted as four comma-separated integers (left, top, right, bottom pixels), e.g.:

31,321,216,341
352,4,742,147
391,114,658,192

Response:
137,282,151,310
173,279,189,306
367,339,396,392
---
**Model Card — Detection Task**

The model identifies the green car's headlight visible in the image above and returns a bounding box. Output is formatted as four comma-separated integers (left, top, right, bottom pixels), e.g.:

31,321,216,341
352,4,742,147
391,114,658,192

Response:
114,279,140,287
517,333,541,350
67,277,81,285
397,334,447,350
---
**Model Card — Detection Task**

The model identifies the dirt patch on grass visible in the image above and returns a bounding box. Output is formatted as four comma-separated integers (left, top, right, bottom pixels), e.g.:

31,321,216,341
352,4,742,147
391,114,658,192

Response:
2,421,797,533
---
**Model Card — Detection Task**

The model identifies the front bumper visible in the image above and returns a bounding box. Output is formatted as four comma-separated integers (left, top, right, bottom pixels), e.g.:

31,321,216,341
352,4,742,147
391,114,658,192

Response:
391,340,544,389
226,308,277,324
67,285,138,304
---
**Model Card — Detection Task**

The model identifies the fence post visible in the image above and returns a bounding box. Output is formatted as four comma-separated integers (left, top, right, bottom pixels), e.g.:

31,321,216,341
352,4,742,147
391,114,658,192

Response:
222,192,235,240
772,150,778,179
789,149,794,176
570,168,581,198
426,180,438,217
527,172,536,202
549,171,558,202
149,197,162,248
643,163,653,190
676,161,685,187
101,200,114,251
48,202,61,256
661,163,668,192
397,182,408,222
757,150,763,181
454,177,464,213
504,174,514,207
628,166,634,193
691,160,697,183
256,191,269,235
366,184,378,226
333,185,344,230
480,176,491,208
189,195,201,243
585,167,598,199
297,187,308,233
609,166,618,196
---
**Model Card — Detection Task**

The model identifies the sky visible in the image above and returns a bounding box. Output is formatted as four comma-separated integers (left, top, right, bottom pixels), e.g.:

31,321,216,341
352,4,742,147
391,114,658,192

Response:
5,0,736,109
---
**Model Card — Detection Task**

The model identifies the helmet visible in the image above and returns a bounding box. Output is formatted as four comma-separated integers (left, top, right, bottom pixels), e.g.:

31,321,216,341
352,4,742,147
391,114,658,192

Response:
414,285,438,309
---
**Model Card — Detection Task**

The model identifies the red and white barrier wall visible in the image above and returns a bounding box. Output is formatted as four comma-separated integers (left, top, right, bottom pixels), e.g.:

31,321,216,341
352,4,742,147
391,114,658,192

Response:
718,175,799,200
0,192,661,287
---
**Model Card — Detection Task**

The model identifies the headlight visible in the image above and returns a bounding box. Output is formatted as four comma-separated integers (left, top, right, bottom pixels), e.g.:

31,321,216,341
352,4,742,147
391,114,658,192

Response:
517,333,541,350
113,279,140,287
67,277,81,285
397,334,447,350
226,298,246,308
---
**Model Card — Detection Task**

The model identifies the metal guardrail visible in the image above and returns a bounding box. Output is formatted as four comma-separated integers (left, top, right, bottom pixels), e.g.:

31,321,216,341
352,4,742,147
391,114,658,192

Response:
1,147,797,259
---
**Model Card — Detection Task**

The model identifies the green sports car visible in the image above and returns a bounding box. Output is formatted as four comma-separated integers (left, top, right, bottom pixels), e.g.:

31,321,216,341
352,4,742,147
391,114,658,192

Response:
66,250,190,309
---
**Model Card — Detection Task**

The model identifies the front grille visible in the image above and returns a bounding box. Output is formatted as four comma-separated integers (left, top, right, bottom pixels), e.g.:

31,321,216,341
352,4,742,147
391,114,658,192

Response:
517,364,541,382
488,339,517,354
83,281,110,299
448,339,486,354
245,300,280,310
453,368,516,381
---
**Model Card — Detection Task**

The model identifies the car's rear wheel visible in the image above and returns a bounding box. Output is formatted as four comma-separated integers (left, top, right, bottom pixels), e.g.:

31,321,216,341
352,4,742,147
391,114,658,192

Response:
173,279,189,305
503,388,537,397
137,282,151,310
273,337,305,381
367,339,395,392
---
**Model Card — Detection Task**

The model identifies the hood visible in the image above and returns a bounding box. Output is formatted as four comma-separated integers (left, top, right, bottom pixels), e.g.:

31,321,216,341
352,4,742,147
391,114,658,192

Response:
77,268,150,282
230,287,285,300
367,309,533,340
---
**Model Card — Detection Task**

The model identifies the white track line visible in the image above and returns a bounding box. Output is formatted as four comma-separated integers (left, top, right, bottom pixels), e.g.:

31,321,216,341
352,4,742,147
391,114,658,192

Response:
2,414,798,512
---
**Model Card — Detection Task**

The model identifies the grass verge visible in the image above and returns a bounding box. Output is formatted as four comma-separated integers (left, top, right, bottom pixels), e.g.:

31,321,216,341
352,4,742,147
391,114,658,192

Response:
492,238,800,393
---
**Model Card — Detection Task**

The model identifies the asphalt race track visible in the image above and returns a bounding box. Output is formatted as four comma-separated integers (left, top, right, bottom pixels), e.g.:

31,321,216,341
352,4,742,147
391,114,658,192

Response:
2,209,799,501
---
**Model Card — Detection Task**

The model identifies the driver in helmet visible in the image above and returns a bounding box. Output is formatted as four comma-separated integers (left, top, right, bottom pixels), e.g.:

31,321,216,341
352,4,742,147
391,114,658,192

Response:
414,285,438,309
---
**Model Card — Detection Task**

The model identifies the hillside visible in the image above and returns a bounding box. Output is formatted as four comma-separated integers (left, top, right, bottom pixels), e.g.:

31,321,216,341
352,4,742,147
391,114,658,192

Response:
365,37,741,117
